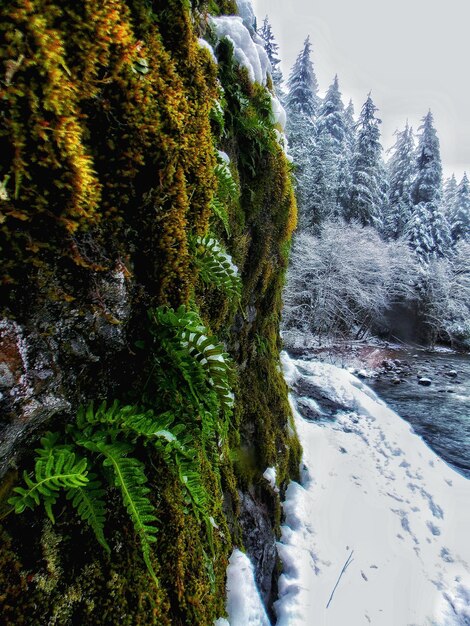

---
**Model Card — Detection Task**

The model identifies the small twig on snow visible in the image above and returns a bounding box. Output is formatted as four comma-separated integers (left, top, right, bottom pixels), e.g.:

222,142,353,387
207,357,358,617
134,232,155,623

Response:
326,549,354,609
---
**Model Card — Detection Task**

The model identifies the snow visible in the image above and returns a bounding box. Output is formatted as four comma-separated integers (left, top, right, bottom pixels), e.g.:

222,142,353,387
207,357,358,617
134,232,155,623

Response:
236,0,257,32
217,150,231,165
217,549,271,626
263,466,279,493
198,38,217,64
275,352,470,625
271,95,286,130
211,16,270,85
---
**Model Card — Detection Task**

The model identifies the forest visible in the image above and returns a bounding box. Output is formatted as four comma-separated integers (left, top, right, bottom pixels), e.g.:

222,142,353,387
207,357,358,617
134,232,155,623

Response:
256,21,470,349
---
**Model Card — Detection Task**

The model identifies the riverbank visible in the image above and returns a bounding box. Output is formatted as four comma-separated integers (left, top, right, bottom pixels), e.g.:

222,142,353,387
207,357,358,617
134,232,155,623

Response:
285,339,470,478
274,352,470,625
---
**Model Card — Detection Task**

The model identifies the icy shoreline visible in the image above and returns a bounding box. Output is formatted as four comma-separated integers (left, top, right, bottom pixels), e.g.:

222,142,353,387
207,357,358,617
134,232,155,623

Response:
275,353,470,626
218,353,470,625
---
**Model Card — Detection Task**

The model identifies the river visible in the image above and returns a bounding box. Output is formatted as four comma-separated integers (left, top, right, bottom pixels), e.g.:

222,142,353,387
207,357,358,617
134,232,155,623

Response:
367,348,470,479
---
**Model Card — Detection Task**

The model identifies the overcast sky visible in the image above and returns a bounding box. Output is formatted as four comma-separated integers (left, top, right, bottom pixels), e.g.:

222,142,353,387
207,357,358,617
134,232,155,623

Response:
252,0,470,180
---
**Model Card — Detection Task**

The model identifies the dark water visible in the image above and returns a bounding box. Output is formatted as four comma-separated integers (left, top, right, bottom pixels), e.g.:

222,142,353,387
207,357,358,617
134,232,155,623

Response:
368,350,470,479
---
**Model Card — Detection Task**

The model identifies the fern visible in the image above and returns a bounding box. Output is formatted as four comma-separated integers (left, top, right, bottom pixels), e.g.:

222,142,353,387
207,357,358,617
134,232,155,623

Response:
9,434,89,523
152,306,235,416
66,474,110,553
209,152,238,235
210,196,231,237
195,235,241,301
214,159,237,203
94,441,159,586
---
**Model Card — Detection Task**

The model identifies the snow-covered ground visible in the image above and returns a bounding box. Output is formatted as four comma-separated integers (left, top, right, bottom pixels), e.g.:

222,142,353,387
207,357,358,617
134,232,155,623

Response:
276,353,470,626
217,353,470,625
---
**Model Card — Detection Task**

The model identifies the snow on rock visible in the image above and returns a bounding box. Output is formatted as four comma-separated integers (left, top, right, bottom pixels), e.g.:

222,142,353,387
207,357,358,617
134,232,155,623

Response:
270,95,286,130
277,352,470,626
198,38,217,64
263,466,279,493
217,150,231,164
236,0,257,32
221,549,271,626
210,16,269,85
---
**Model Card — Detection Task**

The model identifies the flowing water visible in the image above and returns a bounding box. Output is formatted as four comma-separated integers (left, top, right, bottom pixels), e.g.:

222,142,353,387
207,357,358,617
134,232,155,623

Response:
367,349,470,479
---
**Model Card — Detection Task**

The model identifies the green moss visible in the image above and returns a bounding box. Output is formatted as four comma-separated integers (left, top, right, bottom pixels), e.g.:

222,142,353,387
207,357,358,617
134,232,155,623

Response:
0,0,300,620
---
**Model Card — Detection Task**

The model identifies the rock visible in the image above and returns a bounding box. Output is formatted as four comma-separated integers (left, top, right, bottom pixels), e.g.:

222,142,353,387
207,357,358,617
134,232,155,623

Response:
238,490,278,611
292,377,349,414
295,397,323,421
444,370,458,378
418,377,432,386
391,377,401,385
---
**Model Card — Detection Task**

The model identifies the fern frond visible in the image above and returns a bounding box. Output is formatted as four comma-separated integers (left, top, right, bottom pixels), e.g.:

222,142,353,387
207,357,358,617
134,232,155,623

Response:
179,322,235,415
210,196,231,237
9,442,89,523
66,473,110,553
95,441,158,585
195,236,241,301
214,161,237,203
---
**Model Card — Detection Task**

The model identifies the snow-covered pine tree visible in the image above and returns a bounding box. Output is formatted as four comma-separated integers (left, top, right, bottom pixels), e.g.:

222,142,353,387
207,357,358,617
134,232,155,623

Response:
385,123,415,239
451,172,470,243
409,111,451,261
443,174,458,218
285,36,320,230
313,75,349,220
258,16,283,92
285,36,319,118
336,99,356,219
347,93,387,229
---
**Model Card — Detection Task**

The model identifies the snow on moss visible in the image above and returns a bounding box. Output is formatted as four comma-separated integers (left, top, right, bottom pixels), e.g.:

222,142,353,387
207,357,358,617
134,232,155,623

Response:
198,38,218,64
211,16,270,85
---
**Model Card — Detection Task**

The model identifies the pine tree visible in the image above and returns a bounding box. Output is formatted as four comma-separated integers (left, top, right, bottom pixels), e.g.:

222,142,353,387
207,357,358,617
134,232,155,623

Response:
451,173,470,242
258,16,283,91
285,36,320,230
315,76,346,149
313,75,350,220
409,111,451,260
385,123,415,239
336,99,356,218
285,36,320,118
347,93,386,229
443,174,458,218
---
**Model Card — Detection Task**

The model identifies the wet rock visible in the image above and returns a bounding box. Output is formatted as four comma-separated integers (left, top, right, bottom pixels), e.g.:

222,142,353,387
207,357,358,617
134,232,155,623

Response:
292,377,349,414
391,377,401,385
418,377,432,386
238,490,278,615
295,396,323,421
444,370,458,378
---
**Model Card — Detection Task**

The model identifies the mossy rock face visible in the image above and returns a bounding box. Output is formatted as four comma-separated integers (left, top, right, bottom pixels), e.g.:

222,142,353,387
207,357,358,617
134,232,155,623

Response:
0,1,300,623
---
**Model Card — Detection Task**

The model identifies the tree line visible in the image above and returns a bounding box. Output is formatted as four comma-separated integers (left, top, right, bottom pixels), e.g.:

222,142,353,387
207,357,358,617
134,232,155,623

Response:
258,18,470,347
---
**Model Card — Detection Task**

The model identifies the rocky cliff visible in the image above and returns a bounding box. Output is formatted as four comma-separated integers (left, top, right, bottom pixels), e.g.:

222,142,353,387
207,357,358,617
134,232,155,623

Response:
0,1,299,623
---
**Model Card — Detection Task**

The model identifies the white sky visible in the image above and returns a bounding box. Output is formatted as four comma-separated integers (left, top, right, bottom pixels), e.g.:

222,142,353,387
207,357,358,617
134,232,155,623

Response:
252,0,470,180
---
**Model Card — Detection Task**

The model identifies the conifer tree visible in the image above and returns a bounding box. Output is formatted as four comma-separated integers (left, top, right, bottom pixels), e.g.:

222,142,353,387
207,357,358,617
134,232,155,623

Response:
313,75,349,219
443,174,458,218
409,111,451,260
285,37,320,230
451,173,470,242
336,99,356,218
347,94,386,229
385,123,415,239
258,16,283,91
285,36,319,118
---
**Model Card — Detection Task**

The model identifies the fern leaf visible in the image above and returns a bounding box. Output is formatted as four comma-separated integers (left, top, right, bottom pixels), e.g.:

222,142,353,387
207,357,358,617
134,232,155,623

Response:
95,441,158,585
210,196,231,236
195,235,241,300
66,473,110,553
9,444,89,523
